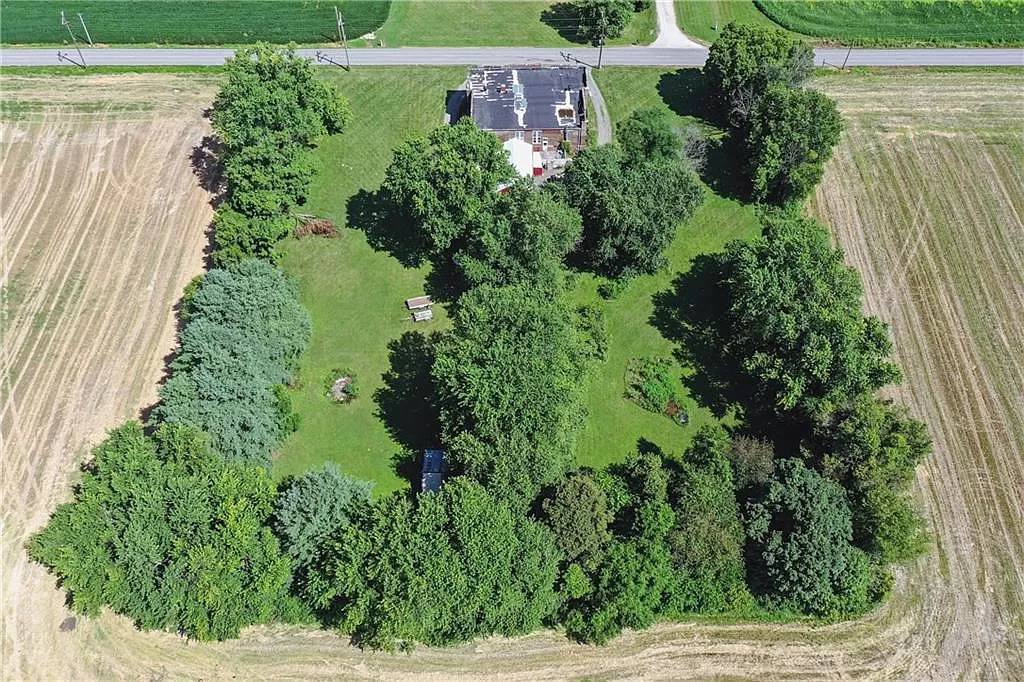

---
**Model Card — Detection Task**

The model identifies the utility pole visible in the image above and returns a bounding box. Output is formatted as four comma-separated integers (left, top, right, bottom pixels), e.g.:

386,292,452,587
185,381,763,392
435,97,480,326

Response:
597,6,606,70
841,46,853,70
77,12,93,45
59,11,86,68
335,6,350,70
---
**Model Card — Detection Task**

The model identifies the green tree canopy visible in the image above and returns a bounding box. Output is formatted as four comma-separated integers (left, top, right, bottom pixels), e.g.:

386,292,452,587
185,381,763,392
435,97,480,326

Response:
153,259,311,466
704,22,814,125
210,43,349,261
274,463,373,574
28,422,291,641
455,180,582,291
304,478,560,650
432,284,589,505
747,85,843,204
574,0,635,42
383,118,515,257
541,472,613,566
617,107,681,166
813,396,930,562
562,144,704,279
715,212,900,426
744,458,872,617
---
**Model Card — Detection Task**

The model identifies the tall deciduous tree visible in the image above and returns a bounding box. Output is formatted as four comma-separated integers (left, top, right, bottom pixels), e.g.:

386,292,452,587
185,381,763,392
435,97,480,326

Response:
704,22,814,126
541,472,613,566
562,144,704,279
304,479,560,650
383,118,515,257
715,212,900,426
574,0,635,42
747,85,843,204
617,107,681,166
432,284,589,506
28,422,292,641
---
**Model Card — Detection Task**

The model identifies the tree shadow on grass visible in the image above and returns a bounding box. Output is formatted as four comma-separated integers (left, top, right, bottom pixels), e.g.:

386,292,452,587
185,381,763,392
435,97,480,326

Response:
657,69,750,201
346,188,428,268
375,331,443,485
649,253,742,419
540,2,588,44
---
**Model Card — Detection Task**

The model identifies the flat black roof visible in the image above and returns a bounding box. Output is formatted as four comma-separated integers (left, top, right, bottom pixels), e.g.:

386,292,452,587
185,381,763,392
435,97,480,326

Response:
469,66,586,131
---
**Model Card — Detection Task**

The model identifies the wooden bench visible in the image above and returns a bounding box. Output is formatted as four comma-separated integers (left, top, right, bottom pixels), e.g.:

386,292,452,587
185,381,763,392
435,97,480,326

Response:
405,295,433,310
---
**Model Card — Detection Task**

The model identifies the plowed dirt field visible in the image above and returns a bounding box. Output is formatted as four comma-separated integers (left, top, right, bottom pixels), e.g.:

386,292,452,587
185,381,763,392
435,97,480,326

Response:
2,70,1021,680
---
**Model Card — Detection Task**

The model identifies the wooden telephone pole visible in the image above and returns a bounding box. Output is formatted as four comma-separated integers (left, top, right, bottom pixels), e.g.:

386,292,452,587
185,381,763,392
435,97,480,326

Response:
335,6,350,70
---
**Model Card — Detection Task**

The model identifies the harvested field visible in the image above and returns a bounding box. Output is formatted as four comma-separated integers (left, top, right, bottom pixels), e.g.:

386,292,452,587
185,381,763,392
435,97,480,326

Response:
1,73,217,679
4,69,1023,680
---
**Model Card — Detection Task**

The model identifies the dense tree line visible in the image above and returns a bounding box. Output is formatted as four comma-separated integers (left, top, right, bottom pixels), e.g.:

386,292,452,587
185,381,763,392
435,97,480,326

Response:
30,46,344,641
704,23,839,204
153,259,311,467
211,44,350,264
27,423,294,640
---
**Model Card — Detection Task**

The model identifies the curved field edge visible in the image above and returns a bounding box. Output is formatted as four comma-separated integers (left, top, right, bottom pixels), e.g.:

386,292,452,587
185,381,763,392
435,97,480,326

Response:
4,69,1023,679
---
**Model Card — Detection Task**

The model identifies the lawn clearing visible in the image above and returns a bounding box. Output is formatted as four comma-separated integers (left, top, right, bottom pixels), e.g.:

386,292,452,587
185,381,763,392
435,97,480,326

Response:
0,0,389,45
371,0,655,47
273,67,463,491
757,0,1024,47
575,67,759,467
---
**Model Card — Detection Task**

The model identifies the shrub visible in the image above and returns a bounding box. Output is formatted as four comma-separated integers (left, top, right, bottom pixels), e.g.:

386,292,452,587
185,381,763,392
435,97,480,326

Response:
625,356,680,415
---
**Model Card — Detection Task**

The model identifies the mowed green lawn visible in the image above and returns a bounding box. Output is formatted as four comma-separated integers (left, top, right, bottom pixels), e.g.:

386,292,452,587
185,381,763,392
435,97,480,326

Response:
0,0,389,45
274,67,463,491
275,65,759,487
573,67,759,467
372,1,655,46
674,0,795,45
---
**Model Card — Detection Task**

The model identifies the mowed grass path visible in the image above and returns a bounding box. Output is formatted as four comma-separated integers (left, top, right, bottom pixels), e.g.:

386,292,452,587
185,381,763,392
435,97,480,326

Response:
274,67,463,490
373,1,655,47
0,0,389,45
573,67,759,467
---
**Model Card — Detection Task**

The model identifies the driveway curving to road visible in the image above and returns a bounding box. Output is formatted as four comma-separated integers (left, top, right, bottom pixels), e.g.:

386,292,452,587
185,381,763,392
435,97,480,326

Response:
2,46,1022,68
651,0,703,49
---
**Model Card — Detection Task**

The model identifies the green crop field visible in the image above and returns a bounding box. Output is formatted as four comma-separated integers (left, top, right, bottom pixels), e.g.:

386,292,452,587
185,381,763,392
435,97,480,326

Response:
371,0,655,47
274,65,758,487
0,0,390,45
756,0,1024,46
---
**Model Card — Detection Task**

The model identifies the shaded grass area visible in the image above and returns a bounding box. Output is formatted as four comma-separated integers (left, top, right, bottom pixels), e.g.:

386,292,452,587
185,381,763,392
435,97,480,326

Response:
756,0,1024,47
374,1,654,47
0,0,389,45
572,67,760,467
674,0,796,45
274,67,463,491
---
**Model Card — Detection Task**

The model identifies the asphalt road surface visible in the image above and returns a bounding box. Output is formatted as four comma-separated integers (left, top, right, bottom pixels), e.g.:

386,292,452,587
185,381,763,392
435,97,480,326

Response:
2,46,1022,68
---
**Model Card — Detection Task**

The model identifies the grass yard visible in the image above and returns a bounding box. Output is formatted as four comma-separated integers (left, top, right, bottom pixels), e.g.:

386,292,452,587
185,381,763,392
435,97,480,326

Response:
0,0,389,45
371,1,655,47
573,67,760,467
756,0,1024,47
274,67,463,491
674,0,796,45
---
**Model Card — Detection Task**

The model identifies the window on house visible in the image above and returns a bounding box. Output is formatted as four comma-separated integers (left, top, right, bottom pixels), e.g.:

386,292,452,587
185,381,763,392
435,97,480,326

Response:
516,130,524,140
532,130,542,144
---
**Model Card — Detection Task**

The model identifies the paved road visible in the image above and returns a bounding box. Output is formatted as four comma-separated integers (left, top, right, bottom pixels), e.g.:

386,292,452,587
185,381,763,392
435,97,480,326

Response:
2,46,1022,68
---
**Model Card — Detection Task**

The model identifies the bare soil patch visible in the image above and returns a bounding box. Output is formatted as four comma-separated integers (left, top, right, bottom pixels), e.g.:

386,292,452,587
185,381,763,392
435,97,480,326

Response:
3,70,1021,680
